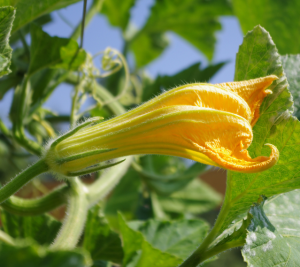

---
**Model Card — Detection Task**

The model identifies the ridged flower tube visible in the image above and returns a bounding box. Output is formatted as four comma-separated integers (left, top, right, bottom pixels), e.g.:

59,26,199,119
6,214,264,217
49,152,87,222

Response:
45,75,279,175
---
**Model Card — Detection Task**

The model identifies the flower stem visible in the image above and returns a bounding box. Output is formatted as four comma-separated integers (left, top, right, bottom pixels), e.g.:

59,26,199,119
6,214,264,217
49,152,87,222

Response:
178,202,231,267
51,178,89,249
1,185,69,216
0,159,49,204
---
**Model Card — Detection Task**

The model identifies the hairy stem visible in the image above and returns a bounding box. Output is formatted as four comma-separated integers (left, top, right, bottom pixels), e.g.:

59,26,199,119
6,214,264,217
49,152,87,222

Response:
65,72,126,115
51,178,89,249
70,79,82,127
1,185,69,216
0,159,49,204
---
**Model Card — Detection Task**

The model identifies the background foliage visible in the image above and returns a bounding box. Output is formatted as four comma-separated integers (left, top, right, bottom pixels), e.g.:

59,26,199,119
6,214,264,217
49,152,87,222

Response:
0,1,300,267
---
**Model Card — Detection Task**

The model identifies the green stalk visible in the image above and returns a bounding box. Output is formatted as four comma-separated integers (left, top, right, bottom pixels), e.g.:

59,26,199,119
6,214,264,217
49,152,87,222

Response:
65,73,126,115
186,239,245,265
70,0,105,40
0,159,49,204
0,118,11,136
70,80,81,127
51,178,89,249
11,76,43,156
1,185,69,216
178,202,232,267
0,230,15,246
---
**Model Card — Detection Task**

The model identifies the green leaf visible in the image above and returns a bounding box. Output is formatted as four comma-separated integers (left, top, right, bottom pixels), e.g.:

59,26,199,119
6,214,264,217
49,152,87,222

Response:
242,193,300,266
83,205,124,264
217,25,299,237
2,0,81,33
281,55,300,118
29,68,67,109
118,213,209,266
142,62,226,102
101,0,135,31
104,167,141,217
29,24,86,75
0,6,15,78
10,14,52,44
130,0,232,67
158,179,222,215
264,190,300,243
232,0,300,55
0,238,90,267
53,41,87,71
0,72,23,99
131,31,169,68
1,209,61,245
136,155,207,195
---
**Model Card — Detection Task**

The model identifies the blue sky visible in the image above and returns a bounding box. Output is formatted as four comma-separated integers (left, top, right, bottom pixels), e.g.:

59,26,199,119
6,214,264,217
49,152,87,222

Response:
0,0,244,122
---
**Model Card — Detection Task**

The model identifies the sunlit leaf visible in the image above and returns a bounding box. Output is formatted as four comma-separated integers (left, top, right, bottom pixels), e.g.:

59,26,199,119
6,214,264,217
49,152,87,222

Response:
232,0,300,55
217,26,300,237
242,192,300,266
118,213,209,266
1,0,81,33
281,54,300,118
130,0,232,66
1,209,61,245
29,24,86,75
83,205,123,264
101,0,135,31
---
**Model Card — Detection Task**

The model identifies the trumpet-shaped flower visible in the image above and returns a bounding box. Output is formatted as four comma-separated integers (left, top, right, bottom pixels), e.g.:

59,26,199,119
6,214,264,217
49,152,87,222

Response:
45,75,279,175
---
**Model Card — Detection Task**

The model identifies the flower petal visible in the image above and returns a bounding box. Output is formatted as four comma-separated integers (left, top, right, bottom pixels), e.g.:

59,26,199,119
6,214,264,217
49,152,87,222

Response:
216,75,278,125
71,84,252,138
52,106,278,174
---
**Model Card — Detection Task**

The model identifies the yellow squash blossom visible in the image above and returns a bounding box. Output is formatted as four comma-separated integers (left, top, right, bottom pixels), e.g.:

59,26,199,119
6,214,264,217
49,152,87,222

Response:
45,75,279,176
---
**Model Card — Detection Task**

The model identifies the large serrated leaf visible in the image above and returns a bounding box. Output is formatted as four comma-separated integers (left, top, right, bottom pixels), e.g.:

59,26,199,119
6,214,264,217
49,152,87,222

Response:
2,0,81,33
130,0,232,67
83,205,123,264
104,167,140,217
118,214,209,267
281,54,300,118
216,26,300,238
0,6,15,78
158,179,222,215
29,24,86,75
137,154,207,195
232,0,300,55
142,62,226,102
101,0,135,31
0,209,61,245
242,192,300,266
0,238,89,267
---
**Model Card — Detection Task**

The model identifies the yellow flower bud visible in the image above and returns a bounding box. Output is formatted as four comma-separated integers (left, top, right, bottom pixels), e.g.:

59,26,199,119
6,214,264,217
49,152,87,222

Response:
45,75,279,175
